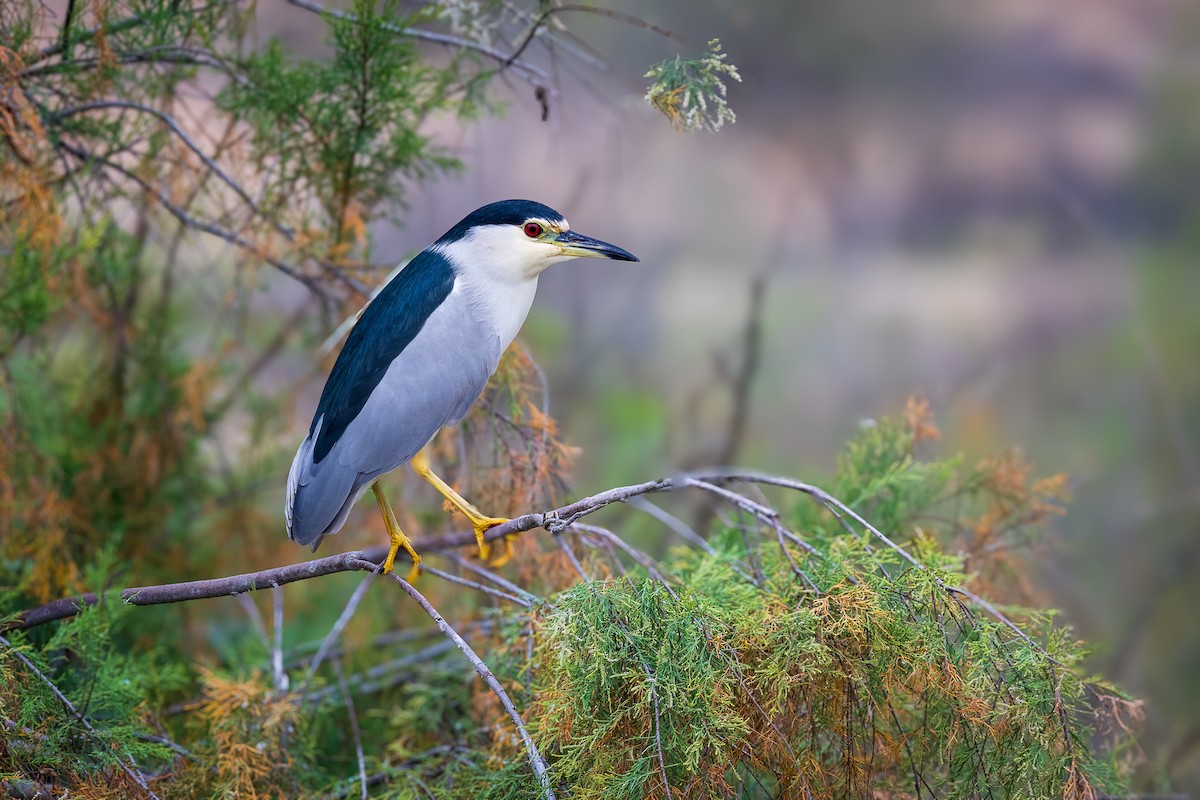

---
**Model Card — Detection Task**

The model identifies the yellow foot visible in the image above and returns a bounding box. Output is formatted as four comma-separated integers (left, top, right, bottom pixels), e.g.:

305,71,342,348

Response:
374,482,422,582
472,516,510,563
485,533,516,568
382,535,422,583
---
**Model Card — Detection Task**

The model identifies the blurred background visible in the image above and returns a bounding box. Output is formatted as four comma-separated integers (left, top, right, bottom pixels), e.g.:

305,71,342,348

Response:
6,0,1199,794
329,0,1198,791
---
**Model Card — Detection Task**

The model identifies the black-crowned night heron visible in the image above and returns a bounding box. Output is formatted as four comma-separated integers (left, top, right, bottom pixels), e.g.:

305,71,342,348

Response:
286,200,638,577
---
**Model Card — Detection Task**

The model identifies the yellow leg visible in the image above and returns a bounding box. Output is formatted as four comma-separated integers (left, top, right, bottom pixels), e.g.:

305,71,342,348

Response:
372,482,421,582
410,447,510,563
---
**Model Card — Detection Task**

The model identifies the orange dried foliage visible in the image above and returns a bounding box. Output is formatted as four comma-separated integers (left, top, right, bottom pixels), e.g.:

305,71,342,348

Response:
0,414,85,600
194,667,299,800
961,449,1070,602
328,200,369,262
90,0,118,77
0,46,61,251
903,395,940,445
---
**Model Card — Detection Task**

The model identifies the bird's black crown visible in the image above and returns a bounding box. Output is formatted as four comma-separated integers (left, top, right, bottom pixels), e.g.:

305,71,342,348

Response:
437,199,565,244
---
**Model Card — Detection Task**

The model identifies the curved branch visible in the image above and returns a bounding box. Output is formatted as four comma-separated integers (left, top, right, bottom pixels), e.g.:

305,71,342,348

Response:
284,0,553,87
56,140,334,297
5,551,382,631
2,468,1053,662
51,99,263,217
504,3,684,69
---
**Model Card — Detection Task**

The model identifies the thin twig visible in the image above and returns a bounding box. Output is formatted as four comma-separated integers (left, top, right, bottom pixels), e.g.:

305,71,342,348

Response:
556,535,589,581
305,640,458,704
332,660,369,800
504,2,683,68
50,99,265,217
56,140,329,296
439,553,543,606
572,523,679,600
285,0,553,88
420,564,533,608
272,586,288,692
651,678,674,800
628,497,715,555
234,594,270,652
350,561,556,800
303,574,375,691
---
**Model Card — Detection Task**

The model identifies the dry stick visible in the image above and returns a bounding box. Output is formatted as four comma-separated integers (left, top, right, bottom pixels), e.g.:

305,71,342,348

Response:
306,639,457,705
555,535,590,581
419,564,533,608
439,553,542,606
2,483,628,624
272,586,288,692
332,660,369,800
22,46,251,83
302,574,375,692
289,617,488,671
285,0,554,89
628,497,716,555
348,560,556,800
51,100,263,214
7,477,666,631
686,478,816,588
572,523,679,600
54,140,334,296
234,593,270,652
650,675,675,800
0,636,160,800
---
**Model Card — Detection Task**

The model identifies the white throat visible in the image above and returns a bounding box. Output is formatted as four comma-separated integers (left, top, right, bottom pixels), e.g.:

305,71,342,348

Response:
435,230,544,351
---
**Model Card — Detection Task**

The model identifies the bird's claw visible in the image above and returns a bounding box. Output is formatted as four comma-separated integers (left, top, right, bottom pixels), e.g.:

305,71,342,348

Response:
473,516,510,564
382,530,422,582
485,535,515,568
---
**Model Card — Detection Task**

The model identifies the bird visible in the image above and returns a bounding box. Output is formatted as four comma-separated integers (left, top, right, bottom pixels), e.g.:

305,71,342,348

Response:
286,199,639,578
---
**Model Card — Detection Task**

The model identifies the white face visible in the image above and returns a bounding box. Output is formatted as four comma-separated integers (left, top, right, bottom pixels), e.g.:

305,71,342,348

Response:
440,217,569,283
440,215,635,284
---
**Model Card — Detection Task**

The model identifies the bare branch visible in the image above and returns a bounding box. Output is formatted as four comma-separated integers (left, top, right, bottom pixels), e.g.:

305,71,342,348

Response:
332,659,368,800
305,639,458,704
302,574,375,691
234,593,270,653
572,523,679,600
284,0,554,93
50,99,265,216
351,561,556,800
628,497,715,555
420,564,534,608
5,550,383,632
56,140,329,296
438,552,543,606
272,586,288,692
505,2,685,69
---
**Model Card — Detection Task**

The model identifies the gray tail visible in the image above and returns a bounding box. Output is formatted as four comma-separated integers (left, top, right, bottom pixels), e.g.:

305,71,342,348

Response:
285,431,360,551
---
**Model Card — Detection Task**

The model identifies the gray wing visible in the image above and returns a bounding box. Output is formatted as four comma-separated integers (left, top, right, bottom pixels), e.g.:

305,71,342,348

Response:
286,292,501,550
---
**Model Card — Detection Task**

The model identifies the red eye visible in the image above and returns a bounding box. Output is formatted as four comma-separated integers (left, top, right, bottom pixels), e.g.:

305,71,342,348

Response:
523,222,543,238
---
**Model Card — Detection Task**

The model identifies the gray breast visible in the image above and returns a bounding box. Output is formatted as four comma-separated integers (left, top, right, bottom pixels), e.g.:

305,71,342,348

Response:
286,283,502,548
